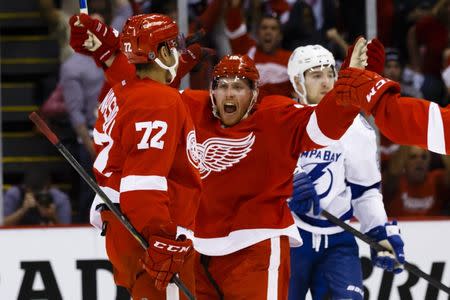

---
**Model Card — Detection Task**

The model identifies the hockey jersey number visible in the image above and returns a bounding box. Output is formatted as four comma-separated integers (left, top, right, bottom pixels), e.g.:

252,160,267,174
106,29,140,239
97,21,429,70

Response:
135,121,167,150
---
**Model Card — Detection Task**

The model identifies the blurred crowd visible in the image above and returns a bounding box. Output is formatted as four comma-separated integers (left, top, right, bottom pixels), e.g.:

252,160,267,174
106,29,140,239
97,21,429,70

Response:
3,0,450,225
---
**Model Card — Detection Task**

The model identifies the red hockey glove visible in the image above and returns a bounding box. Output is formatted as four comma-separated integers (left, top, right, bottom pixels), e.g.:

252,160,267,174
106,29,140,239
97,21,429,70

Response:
69,14,119,66
335,68,400,114
170,43,216,88
69,14,90,55
140,234,193,290
341,37,385,74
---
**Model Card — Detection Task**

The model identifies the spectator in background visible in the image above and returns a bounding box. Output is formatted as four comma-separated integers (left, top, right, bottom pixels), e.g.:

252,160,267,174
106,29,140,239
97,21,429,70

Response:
282,0,347,60
225,0,293,97
384,48,423,99
60,11,107,223
3,170,72,226
407,0,449,105
383,146,450,217
391,0,436,62
442,48,450,97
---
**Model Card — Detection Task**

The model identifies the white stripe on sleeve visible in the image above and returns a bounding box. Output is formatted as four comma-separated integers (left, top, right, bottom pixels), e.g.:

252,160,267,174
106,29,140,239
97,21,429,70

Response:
120,175,168,192
306,111,339,146
427,102,446,154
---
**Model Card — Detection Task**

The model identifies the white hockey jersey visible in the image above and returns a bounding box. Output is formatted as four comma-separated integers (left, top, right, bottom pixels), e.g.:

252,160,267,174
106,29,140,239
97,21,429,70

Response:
294,115,388,235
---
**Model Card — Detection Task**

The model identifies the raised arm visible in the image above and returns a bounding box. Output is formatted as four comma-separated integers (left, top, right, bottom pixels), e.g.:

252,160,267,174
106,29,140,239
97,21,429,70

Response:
224,0,257,54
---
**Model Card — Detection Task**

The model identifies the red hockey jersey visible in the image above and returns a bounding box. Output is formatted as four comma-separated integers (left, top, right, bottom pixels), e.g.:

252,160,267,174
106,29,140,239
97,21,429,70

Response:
102,55,360,254
181,89,359,255
90,77,202,237
371,95,450,155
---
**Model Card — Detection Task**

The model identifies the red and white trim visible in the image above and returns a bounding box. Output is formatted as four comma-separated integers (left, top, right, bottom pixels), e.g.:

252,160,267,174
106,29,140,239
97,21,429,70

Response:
224,23,247,40
120,175,168,192
427,102,446,154
306,111,339,146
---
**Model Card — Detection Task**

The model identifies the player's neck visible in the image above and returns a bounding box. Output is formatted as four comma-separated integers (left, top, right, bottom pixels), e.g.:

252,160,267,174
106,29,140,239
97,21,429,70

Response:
137,67,168,85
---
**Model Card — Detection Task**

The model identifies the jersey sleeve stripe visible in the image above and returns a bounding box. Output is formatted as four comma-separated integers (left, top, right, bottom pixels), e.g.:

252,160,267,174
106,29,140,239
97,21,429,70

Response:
306,111,339,146
120,175,168,192
427,102,446,154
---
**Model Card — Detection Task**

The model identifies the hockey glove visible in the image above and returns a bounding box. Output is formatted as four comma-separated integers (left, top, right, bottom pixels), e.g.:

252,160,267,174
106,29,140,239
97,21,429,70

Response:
341,37,385,74
334,68,400,114
69,14,119,66
288,172,321,216
366,220,405,274
140,225,193,290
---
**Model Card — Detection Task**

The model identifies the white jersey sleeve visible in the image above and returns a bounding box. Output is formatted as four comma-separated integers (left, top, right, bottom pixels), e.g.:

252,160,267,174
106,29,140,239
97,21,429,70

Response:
342,115,387,233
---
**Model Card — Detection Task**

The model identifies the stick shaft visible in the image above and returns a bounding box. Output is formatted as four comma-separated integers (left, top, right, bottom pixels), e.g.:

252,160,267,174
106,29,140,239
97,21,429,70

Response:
321,209,450,294
79,0,88,14
29,113,195,299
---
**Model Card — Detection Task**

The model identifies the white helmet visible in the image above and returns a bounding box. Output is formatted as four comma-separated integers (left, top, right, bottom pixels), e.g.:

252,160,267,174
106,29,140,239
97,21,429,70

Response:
287,45,337,103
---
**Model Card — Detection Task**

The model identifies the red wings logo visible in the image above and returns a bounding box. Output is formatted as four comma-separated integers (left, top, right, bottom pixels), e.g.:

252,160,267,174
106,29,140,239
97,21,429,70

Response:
186,132,255,178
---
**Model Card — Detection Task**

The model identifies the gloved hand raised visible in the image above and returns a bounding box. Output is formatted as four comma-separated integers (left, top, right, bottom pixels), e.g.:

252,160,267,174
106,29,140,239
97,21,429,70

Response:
341,37,385,74
288,171,321,216
366,220,405,274
140,223,193,290
69,13,119,66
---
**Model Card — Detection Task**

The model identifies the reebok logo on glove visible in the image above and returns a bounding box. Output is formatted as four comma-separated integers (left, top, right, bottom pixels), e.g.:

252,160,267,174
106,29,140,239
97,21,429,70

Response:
366,79,388,103
153,241,191,253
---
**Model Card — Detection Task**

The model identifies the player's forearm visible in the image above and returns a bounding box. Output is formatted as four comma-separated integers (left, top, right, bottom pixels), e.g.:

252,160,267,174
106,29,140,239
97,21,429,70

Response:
312,90,361,143
372,93,449,155
352,189,388,234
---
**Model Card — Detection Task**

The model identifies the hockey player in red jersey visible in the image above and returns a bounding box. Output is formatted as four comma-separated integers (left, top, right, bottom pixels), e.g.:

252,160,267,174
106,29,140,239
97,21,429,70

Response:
79,14,202,299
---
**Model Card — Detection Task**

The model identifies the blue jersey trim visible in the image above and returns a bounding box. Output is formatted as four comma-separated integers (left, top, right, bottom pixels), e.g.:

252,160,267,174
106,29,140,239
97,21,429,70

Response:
347,181,381,200
298,208,353,227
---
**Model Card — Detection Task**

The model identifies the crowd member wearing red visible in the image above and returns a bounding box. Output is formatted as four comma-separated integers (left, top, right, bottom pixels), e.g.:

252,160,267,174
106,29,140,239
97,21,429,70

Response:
383,146,450,217
224,0,293,98
407,0,449,104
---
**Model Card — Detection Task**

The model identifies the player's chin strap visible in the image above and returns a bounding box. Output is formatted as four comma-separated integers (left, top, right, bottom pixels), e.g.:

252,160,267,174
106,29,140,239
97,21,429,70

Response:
293,80,308,105
154,47,179,84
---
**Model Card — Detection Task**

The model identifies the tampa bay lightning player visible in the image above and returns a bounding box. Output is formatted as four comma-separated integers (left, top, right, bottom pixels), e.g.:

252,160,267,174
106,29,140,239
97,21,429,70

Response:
286,44,406,300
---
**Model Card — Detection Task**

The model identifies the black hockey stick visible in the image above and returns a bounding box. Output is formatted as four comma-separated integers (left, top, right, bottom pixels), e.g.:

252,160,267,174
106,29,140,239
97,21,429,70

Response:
321,209,450,295
29,112,195,300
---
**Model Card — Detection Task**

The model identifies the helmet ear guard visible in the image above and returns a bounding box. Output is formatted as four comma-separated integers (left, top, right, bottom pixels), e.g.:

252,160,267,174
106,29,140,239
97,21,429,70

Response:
287,45,337,103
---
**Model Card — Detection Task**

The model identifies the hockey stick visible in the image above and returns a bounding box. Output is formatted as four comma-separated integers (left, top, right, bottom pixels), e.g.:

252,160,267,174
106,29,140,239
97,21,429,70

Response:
29,112,195,300
79,0,88,14
320,209,450,295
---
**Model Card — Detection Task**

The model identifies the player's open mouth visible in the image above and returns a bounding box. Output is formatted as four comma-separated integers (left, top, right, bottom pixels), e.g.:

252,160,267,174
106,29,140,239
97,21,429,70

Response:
224,103,237,113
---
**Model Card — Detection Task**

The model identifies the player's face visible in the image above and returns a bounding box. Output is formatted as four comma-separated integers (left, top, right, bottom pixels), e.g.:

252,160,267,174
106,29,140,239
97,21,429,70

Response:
212,77,254,127
257,18,282,54
303,66,335,104
404,146,430,183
